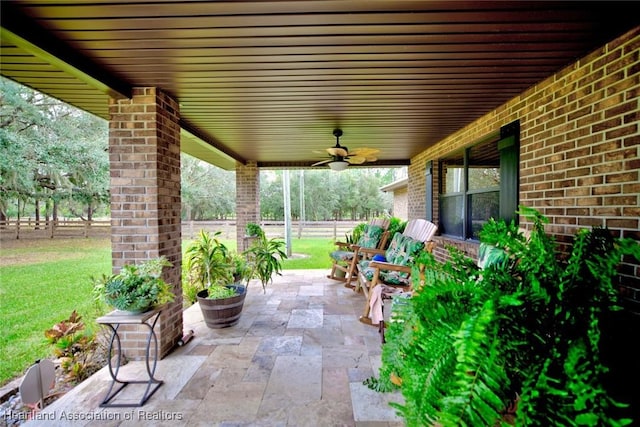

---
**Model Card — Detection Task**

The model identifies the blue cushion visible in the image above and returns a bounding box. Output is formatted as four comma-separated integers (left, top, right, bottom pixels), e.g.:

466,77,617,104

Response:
373,254,386,262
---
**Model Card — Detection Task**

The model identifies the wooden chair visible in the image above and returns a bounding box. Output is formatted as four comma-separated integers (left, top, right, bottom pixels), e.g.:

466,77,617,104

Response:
327,218,390,287
355,219,437,329
377,241,507,343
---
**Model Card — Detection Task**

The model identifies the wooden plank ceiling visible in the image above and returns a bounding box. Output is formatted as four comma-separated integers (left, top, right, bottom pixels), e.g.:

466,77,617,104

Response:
1,1,638,170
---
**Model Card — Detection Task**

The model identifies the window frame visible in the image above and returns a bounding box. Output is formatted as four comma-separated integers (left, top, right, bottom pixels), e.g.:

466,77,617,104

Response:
436,120,519,241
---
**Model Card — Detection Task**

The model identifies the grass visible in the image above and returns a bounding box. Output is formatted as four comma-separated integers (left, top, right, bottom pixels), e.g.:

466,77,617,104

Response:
0,235,337,385
0,238,112,386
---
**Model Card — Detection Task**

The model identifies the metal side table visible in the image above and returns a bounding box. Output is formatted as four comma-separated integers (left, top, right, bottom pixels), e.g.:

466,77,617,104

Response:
96,305,164,407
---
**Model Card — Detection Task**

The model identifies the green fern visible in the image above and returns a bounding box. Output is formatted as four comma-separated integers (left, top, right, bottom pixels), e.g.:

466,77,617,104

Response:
371,206,638,426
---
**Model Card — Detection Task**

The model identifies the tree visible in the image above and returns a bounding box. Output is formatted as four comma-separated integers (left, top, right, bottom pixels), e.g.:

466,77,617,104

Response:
259,168,395,221
0,77,109,223
0,76,397,224
181,154,235,220
291,170,340,220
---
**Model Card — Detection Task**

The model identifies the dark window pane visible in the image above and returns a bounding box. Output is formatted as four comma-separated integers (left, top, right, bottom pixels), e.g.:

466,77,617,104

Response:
440,195,464,237
469,191,499,239
437,120,519,240
441,151,464,194
468,139,500,191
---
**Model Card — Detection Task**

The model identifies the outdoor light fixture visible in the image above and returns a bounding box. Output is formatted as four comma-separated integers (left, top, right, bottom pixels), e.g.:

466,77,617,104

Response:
328,160,349,171
312,129,380,171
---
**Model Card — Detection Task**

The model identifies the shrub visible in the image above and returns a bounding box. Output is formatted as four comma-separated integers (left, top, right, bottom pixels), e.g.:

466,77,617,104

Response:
44,311,106,383
370,206,639,426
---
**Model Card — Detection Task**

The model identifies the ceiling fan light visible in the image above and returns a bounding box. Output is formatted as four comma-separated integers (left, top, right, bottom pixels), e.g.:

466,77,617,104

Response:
328,160,349,171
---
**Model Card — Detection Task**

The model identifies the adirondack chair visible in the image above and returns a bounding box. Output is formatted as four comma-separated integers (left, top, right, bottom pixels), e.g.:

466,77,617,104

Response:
355,218,437,328
327,218,390,287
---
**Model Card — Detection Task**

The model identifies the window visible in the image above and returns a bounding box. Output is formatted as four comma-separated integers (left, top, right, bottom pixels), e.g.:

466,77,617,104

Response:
438,120,519,240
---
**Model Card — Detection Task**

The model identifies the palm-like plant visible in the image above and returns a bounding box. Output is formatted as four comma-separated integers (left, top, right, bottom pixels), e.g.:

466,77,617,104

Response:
185,227,287,302
184,230,233,289
243,234,287,293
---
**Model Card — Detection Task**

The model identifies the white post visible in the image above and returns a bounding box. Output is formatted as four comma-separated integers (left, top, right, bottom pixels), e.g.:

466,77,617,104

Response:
298,170,305,239
283,170,292,257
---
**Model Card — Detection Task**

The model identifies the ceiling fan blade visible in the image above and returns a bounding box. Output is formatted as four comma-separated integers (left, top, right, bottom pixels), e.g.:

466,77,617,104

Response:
312,159,333,166
365,155,378,162
349,147,380,157
312,149,326,154
346,156,366,164
327,147,348,157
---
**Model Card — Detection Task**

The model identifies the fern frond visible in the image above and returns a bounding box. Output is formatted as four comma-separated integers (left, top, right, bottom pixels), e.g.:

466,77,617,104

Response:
436,298,510,427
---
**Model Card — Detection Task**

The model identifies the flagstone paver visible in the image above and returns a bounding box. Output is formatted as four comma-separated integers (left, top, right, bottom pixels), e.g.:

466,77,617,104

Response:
25,269,403,426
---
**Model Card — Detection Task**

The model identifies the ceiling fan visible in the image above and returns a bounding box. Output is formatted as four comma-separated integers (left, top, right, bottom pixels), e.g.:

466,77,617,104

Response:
311,129,380,171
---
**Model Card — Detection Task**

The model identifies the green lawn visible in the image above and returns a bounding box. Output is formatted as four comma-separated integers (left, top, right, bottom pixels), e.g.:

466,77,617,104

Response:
0,238,112,385
0,236,335,385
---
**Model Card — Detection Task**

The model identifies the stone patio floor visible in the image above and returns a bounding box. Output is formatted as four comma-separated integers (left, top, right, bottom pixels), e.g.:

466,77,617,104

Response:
25,269,404,426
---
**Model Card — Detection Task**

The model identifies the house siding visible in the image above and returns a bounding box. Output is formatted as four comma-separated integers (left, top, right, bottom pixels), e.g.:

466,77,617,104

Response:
392,187,408,220
408,27,639,299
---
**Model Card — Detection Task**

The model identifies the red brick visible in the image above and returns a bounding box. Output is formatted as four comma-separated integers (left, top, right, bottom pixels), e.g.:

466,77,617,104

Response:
577,197,603,206
606,171,638,183
623,207,640,217
593,207,622,216
606,147,637,161
577,154,604,167
604,195,638,206
593,163,624,174
592,140,622,154
622,181,640,193
607,218,639,229
578,217,605,227
566,167,590,178
545,190,565,198
592,184,622,195
565,187,590,197
566,208,590,216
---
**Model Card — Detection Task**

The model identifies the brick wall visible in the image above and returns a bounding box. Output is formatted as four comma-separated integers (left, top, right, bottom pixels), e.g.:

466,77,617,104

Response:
235,161,260,253
108,87,183,359
391,187,408,220
409,28,639,293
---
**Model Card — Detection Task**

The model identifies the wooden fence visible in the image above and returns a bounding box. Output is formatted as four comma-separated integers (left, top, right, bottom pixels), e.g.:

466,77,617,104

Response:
0,218,111,239
184,220,360,240
0,219,361,241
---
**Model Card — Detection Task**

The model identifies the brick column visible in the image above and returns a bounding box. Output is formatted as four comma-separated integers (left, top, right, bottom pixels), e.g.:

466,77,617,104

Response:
235,161,260,253
108,87,182,359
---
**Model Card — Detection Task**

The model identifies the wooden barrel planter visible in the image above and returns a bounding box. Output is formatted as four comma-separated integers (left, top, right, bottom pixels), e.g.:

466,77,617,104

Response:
197,285,247,329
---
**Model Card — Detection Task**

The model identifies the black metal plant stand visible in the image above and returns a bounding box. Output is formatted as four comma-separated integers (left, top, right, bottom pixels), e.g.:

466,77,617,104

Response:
96,306,164,407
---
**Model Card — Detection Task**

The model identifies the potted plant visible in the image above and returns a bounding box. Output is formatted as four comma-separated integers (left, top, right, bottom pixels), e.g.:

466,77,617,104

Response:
230,252,251,284
245,222,264,238
185,227,287,328
184,230,242,328
243,222,265,252
244,232,288,293
92,256,175,314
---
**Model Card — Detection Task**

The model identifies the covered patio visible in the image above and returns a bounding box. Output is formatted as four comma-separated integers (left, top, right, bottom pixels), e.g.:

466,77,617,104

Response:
25,270,403,426
2,1,638,360
2,2,639,423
